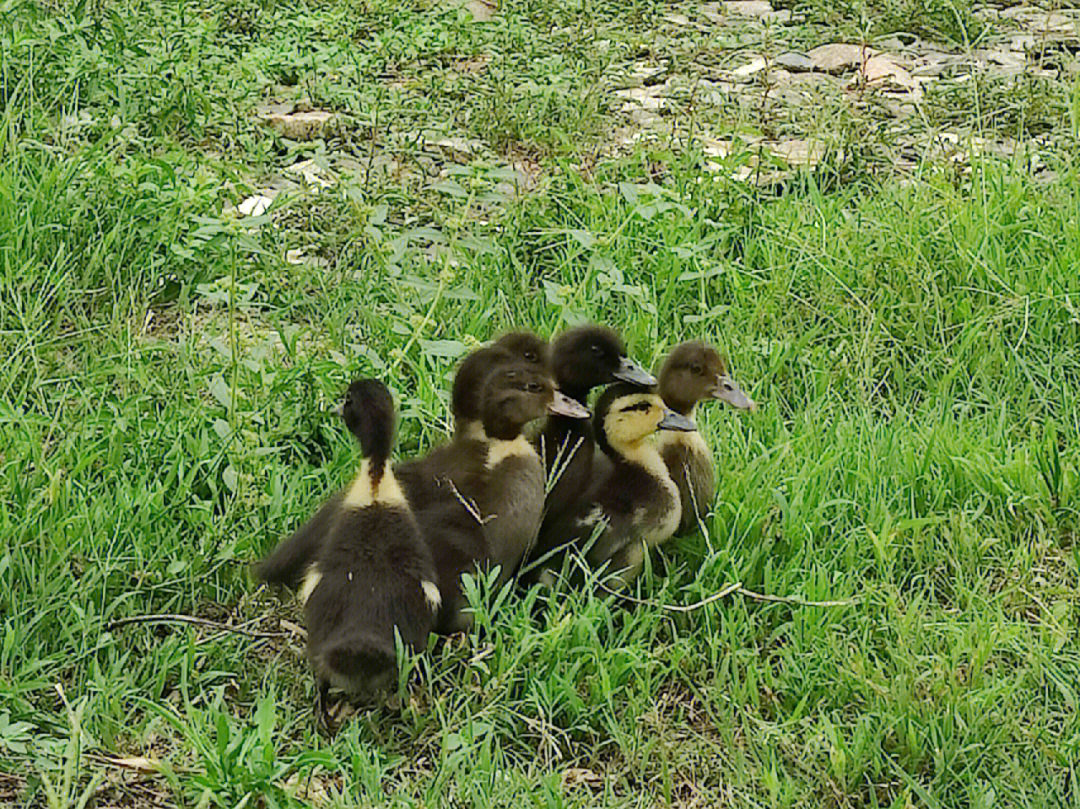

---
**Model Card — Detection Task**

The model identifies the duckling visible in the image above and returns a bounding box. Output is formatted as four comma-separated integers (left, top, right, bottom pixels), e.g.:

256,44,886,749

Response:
656,342,755,534
534,383,695,586
398,362,588,630
534,325,655,549
254,333,549,592
297,380,440,725
451,331,550,440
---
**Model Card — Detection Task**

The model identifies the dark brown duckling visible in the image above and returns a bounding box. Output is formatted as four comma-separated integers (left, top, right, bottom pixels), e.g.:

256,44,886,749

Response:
534,383,696,586
293,380,439,727
656,342,755,534
398,362,588,630
451,331,550,440
533,325,655,557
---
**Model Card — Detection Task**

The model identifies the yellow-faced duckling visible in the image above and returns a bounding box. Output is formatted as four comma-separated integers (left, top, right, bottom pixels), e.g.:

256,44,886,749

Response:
534,383,695,586
297,380,440,726
451,331,550,440
398,362,588,631
656,342,755,534
534,325,655,548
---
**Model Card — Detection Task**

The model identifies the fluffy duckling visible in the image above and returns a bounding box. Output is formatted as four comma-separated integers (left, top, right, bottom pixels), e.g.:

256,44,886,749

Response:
398,362,588,630
534,383,695,586
534,326,655,543
297,380,440,724
451,331,550,440
656,342,755,534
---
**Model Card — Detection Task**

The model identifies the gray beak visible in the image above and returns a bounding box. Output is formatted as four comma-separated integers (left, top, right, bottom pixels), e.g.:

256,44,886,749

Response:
658,408,697,432
713,374,755,410
613,356,657,387
330,403,344,417
548,390,590,419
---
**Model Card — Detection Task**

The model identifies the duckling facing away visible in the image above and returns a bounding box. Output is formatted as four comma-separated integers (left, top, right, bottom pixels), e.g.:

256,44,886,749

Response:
398,362,588,631
656,342,755,534
297,380,440,724
451,332,550,440
534,326,655,552
534,383,695,586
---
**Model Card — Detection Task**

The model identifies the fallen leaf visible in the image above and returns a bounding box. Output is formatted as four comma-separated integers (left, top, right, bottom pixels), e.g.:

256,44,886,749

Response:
807,43,875,73
284,159,336,188
105,756,163,774
226,193,277,217
562,768,603,789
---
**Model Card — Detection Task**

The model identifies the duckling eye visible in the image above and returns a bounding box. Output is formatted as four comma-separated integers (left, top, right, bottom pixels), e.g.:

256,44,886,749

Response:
690,363,703,375
523,350,538,362
590,344,604,356
525,382,543,393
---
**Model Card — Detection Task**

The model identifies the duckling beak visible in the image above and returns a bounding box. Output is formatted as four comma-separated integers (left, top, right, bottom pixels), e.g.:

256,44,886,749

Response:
614,356,657,387
548,390,590,418
713,374,756,411
658,408,697,432
330,403,344,417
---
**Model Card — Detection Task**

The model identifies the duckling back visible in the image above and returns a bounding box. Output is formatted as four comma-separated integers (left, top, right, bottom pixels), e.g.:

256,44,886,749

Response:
301,380,439,696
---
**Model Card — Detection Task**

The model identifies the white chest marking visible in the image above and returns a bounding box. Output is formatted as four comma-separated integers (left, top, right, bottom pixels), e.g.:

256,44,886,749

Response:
342,459,407,509
485,435,538,470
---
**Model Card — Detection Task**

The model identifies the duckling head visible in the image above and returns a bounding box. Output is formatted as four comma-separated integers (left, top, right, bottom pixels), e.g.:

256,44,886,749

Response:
480,364,589,440
595,383,696,456
492,331,550,369
452,331,550,434
659,341,755,414
550,325,656,401
341,378,397,468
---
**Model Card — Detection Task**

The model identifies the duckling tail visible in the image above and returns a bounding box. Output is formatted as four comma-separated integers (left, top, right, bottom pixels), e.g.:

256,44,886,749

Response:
322,631,396,687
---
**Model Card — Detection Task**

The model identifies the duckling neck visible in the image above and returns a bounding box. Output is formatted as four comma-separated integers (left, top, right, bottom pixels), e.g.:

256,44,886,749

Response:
663,396,698,418
608,437,670,481
343,458,406,508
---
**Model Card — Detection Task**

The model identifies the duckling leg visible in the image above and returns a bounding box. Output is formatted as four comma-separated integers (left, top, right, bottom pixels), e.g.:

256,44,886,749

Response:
314,680,334,736
606,542,646,588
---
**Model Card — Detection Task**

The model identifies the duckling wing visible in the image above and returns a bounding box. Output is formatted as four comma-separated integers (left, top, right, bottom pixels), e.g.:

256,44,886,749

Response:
256,489,344,590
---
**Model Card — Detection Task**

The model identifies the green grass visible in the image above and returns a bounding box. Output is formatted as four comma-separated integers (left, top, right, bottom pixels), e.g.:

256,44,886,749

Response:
3,0,1079,806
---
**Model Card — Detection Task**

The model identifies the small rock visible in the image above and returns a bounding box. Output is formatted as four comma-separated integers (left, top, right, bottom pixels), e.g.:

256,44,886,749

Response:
725,0,773,16
258,110,335,141
463,0,496,20
911,51,961,77
807,43,875,73
775,51,814,71
430,136,486,162
769,139,826,166
733,57,767,78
